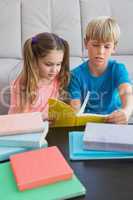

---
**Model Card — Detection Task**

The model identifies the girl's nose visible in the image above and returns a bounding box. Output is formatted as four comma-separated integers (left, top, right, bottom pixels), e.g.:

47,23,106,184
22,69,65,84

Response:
51,65,58,73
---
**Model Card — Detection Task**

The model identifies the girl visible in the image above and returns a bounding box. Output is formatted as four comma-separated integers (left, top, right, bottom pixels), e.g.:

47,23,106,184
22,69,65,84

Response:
8,32,70,120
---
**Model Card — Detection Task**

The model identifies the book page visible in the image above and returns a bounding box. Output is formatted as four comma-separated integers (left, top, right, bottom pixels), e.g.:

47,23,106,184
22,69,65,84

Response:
77,91,90,116
79,113,108,117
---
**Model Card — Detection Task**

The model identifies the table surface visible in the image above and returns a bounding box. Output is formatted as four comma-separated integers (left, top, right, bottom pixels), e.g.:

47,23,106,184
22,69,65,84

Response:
47,126,133,200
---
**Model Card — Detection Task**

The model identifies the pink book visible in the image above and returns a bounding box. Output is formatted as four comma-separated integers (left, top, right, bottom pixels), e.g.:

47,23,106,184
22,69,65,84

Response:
0,112,44,136
10,146,73,191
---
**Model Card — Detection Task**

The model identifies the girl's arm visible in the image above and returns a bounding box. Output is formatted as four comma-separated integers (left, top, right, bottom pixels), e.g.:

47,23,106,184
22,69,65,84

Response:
8,79,31,114
8,81,20,114
106,83,133,124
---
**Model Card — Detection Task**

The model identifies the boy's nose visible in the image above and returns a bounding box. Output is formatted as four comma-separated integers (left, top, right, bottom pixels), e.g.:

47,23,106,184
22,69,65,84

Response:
98,46,105,54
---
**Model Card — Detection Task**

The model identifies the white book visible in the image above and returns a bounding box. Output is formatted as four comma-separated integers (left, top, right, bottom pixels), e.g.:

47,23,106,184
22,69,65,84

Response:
0,121,49,148
0,112,45,136
83,123,133,152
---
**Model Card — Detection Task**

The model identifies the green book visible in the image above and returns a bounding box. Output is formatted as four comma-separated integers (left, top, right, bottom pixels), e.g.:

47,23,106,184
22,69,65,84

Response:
0,162,86,200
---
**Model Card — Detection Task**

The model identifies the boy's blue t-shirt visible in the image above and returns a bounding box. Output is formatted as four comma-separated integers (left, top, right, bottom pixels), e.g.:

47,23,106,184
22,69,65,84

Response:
68,59,131,114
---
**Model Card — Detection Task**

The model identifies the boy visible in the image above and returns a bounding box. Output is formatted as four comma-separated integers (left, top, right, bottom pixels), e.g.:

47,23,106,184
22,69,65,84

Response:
68,16,133,124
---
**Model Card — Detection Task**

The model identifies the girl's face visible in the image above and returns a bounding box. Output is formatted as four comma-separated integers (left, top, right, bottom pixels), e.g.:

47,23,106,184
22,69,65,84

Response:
38,50,64,83
85,39,115,74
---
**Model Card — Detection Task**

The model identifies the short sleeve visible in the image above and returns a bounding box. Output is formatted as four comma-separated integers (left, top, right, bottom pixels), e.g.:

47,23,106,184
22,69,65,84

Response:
114,63,131,88
67,72,82,100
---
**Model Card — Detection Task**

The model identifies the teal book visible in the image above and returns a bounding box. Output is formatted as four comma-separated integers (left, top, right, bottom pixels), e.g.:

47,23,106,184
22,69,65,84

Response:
0,133,48,148
0,162,86,200
0,141,48,162
0,121,49,148
69,131,133,160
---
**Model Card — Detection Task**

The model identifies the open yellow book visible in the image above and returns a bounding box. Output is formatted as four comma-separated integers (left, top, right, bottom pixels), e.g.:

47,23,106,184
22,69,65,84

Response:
48,96,108,127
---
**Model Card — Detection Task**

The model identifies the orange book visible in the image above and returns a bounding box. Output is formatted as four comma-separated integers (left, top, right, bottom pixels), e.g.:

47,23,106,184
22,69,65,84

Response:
10,146,73,191
0,112,44,136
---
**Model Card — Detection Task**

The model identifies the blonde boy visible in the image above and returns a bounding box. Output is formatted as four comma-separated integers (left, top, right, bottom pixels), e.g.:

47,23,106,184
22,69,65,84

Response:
68,16,133,124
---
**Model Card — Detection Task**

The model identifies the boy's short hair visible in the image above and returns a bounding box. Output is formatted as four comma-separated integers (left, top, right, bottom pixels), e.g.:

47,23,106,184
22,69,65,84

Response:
85,16,120,46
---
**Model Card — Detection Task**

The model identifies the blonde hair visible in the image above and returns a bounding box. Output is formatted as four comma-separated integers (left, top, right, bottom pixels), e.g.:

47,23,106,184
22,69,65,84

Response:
85,16,120,46
14,32,70,112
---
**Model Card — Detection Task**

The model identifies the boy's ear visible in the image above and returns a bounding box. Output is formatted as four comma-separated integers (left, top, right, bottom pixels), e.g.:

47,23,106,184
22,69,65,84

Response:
112,45,116,54
84,38,88,49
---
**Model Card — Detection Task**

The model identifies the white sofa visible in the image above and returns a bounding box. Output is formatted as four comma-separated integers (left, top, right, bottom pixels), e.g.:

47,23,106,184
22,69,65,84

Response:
0,0,133,121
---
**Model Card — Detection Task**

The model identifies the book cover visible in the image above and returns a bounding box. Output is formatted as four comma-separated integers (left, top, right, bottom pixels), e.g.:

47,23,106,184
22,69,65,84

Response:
10,146,73,191
0,121,49,148
0,112,44,136
83,123,133,152
0,163,86,200
69,131,133,160
0,142,48,162
48,98,107,127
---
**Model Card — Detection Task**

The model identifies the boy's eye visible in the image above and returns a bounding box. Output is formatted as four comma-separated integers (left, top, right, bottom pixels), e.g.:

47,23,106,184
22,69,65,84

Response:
104,45,111,49
92,44,111,49
93,44,99,47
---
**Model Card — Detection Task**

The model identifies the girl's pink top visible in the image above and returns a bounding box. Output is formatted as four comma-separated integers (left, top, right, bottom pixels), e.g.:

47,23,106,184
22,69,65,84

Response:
8,79,59,119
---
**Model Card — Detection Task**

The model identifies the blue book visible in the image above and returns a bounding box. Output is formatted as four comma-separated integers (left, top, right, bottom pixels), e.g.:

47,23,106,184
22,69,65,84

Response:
69,131,133,160
0,121,49,148
0,142,48,162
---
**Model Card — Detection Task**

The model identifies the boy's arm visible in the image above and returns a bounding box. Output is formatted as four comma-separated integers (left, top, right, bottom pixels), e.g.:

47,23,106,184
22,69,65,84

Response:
106,83,133,124
68,72,82,112
70,99,81,112
119,83,133,118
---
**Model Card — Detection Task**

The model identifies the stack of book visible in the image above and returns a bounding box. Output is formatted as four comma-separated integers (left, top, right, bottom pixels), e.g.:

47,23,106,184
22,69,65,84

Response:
0,146,86,200
0,112,48,161
69,123,133,160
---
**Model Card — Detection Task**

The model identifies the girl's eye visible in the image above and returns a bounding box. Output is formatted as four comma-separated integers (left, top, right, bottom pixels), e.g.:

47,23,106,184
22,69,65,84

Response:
44,63,62,67
45,63,52,67
57,63,61,66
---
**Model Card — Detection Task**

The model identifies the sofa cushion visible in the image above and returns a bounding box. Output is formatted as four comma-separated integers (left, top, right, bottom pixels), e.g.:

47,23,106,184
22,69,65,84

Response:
112,55,133,78
22,0,82,57
0,59,22,114
0,0,21,58
70,57,83,70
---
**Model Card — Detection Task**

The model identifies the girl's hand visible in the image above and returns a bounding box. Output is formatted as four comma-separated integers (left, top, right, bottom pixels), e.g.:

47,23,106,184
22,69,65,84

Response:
105,109,129,124
42,113,55,126
48,119,55,126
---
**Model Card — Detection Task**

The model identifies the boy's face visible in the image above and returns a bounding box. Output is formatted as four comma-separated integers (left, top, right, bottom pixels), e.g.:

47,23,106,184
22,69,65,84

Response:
84,39,115,71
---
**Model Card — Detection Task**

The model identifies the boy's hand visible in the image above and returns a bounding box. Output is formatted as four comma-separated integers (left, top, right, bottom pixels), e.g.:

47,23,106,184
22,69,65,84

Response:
105,109,129,124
